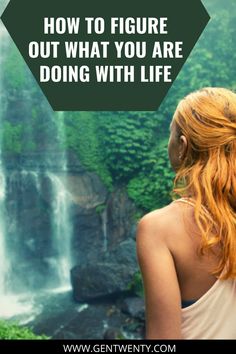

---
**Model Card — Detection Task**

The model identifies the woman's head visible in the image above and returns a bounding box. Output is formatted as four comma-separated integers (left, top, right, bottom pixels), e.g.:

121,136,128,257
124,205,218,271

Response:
169,88,236,279
168,87,236,171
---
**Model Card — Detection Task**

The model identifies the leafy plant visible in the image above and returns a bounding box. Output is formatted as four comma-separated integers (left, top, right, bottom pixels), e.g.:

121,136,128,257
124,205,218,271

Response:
127,141,175,211
3,45,27,91
64,111,112,188
2,122,23,154
0,321,49,340
95,204,106,214
128,271,144,298
100,111,162,182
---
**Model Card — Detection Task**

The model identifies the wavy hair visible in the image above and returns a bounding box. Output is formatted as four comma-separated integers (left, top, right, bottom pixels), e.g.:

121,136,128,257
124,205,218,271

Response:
173,88,236,279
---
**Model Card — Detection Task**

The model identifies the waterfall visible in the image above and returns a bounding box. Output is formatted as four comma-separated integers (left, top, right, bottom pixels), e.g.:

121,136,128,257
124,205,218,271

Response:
0,9,8,300
0,12,34,318
5,167,73,293
48,173,73,289
101,207,108,252
48,112,73,289
0,3,74,318
0,170,7,298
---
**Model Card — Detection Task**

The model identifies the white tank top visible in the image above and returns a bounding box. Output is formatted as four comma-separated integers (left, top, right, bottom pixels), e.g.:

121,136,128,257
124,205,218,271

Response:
173,198,236,339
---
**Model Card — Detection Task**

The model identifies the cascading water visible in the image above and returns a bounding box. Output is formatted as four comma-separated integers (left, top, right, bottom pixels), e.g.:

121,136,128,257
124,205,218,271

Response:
101,207,108,252
47,112,73,289
0,3,9,302
0,165,7,298
0,8,34,318
0,8,74,316
48,173,73,289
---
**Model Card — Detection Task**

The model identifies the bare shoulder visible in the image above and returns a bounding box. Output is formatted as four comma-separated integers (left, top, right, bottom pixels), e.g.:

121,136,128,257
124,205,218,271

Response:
136,200,196,259
137,201,181,243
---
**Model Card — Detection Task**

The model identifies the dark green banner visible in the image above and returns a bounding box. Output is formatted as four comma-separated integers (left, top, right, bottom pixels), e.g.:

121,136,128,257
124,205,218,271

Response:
1,0,210,111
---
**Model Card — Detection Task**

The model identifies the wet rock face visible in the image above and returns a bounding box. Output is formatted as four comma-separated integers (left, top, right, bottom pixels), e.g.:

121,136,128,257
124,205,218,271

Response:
3,152,137,295
106,189,136,248
71,186,137,268
4,166,109,291
29,291,145,340
120,297,145,321
71,239,138,302
70,187,138,304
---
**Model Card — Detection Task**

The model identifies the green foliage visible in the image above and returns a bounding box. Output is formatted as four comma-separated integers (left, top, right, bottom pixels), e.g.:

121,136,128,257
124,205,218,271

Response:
2,122,23,153
159,0,236,135
0,321,49,339
128,141,175,211
3,45,27,91
95,204,106,214
64,112,112,188
99,111,162,182
128,271,144,298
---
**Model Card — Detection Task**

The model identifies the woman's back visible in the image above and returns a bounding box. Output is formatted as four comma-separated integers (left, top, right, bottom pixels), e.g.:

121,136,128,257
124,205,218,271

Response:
138,197,236,339
167,198,218,301
141,199,218,302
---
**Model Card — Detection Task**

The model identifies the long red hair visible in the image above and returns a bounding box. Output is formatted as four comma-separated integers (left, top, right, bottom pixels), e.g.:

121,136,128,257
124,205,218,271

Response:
173,87,236,279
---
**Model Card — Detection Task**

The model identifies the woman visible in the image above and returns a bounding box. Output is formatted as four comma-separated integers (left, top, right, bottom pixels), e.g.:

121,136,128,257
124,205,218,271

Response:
137,88,236,339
